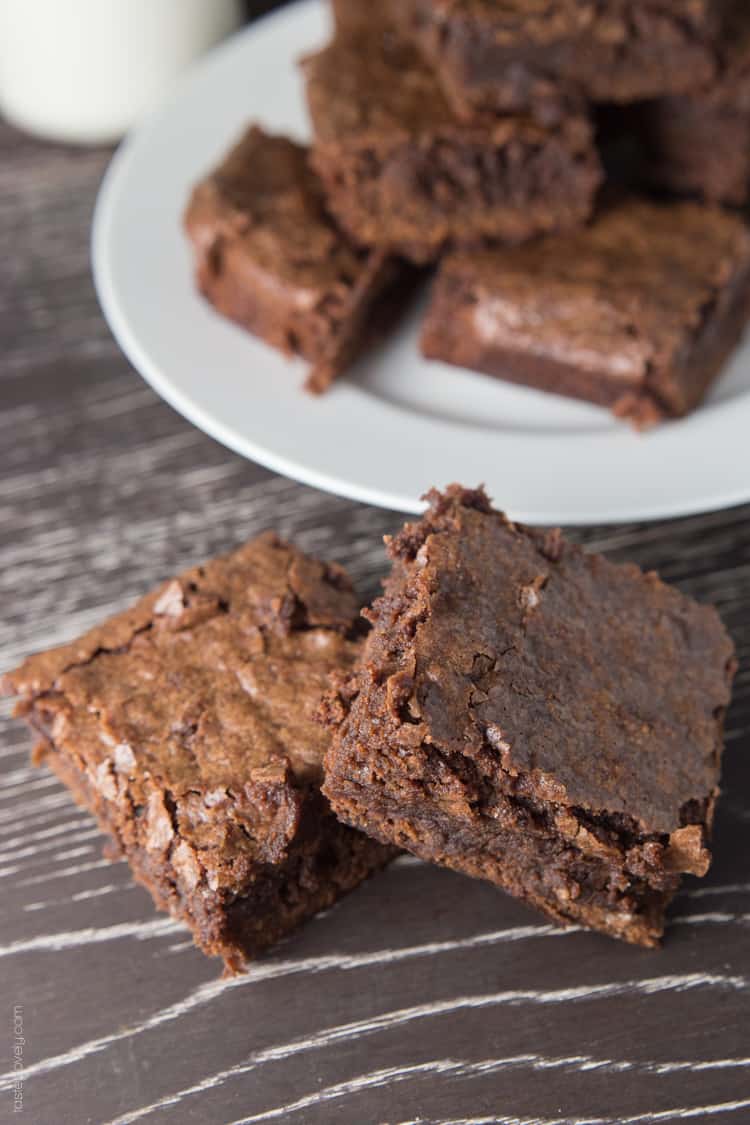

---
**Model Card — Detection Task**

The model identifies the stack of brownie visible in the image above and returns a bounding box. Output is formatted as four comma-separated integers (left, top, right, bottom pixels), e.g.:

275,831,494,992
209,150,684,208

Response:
4,486,736,966
5,6,742,982
185,0,750,427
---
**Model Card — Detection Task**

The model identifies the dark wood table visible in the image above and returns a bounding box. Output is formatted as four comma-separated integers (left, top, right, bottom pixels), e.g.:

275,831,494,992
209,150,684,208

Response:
2,13,750,1123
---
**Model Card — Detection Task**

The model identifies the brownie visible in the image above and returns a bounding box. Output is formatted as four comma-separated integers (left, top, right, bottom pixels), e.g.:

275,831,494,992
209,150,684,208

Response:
301,26,601,264
610,10,750,206
421,198,750,427
393,0,722,119
323,487,736,947
184,125,405,393
330,0,369,34
3,534,394,970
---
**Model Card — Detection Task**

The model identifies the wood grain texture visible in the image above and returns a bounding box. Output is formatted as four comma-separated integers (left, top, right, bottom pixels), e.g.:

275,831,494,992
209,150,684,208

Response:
2,6,750,1121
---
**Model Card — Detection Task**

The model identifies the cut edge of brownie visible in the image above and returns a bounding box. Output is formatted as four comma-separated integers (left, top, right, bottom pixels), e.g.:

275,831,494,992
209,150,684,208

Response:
308,128,601,266
30,728,391,970
322,486,736,947
320,756,680,947
304,248,415,394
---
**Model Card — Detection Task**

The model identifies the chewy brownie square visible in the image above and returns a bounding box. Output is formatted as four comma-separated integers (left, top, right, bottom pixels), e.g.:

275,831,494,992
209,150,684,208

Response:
301,26,601,264
421,198,750,427
323,487,736,947
393,0,722,119
184,125,405,393
613,11,750,207
4,534,394,970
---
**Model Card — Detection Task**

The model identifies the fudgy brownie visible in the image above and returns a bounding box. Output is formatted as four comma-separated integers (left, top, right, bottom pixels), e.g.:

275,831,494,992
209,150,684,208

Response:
421,198,750,427
4,534,394,970
393,0,722,118
301,26,601,264
613,10,750,207
323,487,736,947
330,0,369,34
184,125,404,393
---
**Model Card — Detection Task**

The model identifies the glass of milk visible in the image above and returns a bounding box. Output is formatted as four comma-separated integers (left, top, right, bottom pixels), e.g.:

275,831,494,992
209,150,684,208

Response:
0,0,244,144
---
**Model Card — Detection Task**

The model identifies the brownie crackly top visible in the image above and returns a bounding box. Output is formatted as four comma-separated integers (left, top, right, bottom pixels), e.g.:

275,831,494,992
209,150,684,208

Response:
4,533,362,878
354,487,735,839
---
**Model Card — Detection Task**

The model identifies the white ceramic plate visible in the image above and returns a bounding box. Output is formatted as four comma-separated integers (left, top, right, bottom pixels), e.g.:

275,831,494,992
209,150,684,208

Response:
93,0,750,524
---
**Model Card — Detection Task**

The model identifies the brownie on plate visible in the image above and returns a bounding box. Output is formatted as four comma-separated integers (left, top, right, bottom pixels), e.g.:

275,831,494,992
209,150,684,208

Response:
323,486,736,948
421,198,750,427
330,0,369,34
4,534,394,970
301,25,601,264
393,0,722,118
184,125,405,393
616,9,750,207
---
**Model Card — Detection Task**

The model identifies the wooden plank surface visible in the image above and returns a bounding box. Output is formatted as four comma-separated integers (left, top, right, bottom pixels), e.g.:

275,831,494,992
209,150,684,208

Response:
2,9,750,1122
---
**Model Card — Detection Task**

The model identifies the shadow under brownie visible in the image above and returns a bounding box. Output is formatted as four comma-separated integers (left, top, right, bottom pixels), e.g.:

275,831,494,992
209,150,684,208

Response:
4,533,394,970
323,486,736,947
